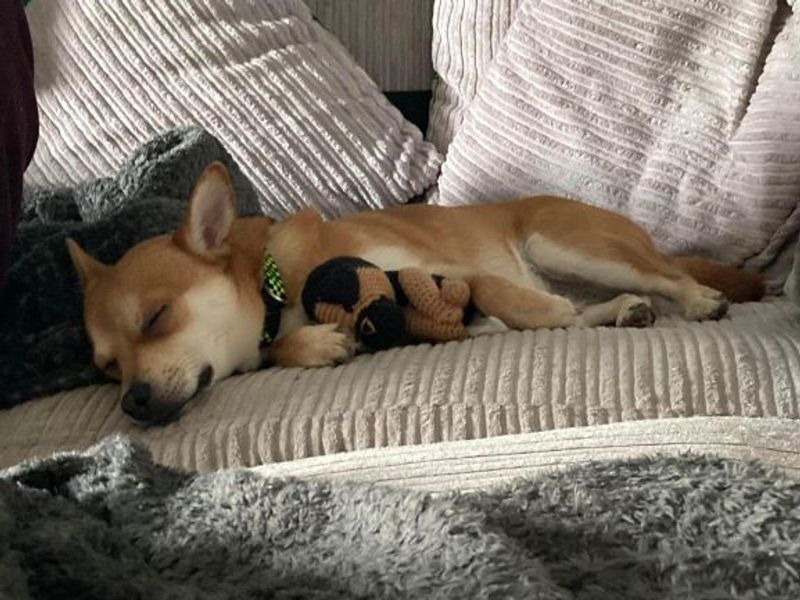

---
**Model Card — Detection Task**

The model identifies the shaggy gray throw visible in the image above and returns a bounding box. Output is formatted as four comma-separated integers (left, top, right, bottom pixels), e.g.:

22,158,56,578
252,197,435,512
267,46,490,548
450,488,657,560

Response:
0,127,261,407
1,436,798,599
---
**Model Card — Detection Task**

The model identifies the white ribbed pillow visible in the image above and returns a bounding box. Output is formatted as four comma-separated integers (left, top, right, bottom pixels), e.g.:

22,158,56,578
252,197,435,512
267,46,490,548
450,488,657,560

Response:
427,0,520,153
25,0,441,218
435,0,800,275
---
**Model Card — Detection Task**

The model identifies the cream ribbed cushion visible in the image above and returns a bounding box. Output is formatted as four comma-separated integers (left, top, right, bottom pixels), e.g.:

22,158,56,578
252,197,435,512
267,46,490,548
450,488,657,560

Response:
25,0,441,218
435,0,800,277
305,0,435,92
1,300,798,472
427,0,520,153
252,417,800,492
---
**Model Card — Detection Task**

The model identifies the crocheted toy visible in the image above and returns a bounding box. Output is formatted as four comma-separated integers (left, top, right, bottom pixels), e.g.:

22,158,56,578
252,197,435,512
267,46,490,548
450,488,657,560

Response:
301,257,474,351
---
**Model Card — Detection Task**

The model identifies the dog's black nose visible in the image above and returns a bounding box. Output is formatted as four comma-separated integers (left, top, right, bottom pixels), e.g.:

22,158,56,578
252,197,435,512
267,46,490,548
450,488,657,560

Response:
122,381,151,417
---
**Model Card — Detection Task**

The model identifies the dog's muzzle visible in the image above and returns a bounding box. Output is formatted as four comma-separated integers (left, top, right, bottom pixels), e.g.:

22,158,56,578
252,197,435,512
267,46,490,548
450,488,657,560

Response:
121,364,214,424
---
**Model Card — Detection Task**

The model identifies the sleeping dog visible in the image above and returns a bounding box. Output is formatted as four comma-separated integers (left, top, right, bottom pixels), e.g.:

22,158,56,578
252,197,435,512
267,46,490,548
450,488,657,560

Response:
67,162,764,423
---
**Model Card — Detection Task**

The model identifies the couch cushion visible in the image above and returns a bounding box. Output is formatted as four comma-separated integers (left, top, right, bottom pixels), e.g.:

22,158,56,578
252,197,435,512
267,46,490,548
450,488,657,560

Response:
24,0,441,218
434,0,800,280
253,417,800,492
306,0,435,92
427,0,520,153
1,299,798,471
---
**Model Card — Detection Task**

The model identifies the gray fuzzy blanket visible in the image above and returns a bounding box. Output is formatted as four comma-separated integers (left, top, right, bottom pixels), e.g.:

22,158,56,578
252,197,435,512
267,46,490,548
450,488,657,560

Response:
0,127,262,407
2,437,799,599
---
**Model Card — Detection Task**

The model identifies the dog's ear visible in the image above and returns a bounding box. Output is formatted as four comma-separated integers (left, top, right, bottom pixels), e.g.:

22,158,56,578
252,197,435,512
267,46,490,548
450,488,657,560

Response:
176,161,237,258
66,238,109,289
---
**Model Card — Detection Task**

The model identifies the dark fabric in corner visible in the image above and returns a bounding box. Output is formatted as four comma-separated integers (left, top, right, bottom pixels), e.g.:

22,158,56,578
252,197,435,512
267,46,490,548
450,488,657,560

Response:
385,91,434,204
385,91,432,135
0,0,38,289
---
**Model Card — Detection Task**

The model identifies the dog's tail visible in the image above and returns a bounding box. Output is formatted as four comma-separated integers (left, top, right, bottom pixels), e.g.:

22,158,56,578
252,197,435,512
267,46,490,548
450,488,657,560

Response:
674,257,765,303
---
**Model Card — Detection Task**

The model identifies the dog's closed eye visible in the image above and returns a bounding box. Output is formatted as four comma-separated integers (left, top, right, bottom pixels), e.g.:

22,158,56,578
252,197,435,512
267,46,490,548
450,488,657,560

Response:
142,304,169,335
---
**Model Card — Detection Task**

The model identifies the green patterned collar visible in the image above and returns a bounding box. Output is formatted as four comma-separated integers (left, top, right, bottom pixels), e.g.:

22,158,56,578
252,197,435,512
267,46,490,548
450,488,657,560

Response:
260,250,287,348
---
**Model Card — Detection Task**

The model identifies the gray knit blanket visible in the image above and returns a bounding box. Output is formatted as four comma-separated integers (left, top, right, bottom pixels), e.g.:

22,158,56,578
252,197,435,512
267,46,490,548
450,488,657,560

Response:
1,436,798,599
0,127,262,407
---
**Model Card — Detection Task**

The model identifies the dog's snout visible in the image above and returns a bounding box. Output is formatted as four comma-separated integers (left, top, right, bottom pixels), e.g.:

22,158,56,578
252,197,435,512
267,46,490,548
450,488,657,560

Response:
127,382,151,406
122,381,151,418
118,366,212,423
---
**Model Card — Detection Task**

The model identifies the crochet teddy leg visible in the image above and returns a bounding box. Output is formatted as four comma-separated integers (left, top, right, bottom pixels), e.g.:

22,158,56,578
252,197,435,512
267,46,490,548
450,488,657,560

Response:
404,310,467,342
439,278,470,309
397,268,463,323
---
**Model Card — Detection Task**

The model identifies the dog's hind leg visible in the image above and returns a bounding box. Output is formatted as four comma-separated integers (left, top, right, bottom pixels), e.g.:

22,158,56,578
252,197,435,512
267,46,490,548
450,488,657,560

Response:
467,274,579,329
523,231,729,321
467,274,654,330
504,197,745,321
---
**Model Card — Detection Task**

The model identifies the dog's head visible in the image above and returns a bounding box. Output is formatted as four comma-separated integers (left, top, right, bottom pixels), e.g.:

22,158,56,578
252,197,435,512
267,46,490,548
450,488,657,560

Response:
67,163,265,423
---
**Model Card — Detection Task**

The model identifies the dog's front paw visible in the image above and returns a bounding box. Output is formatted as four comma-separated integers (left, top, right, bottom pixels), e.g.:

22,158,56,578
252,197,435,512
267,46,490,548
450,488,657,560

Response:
271,324,356,368
307,324,357,366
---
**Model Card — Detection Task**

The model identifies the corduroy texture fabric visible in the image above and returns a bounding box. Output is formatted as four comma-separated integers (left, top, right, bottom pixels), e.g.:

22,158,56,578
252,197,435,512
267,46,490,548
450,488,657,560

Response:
253,417,800,493
3,434,800,599
1,299,798,472
427,0,520,153
24,0,441,219
786,240,800,304
305,0,435,92
435,0,800,282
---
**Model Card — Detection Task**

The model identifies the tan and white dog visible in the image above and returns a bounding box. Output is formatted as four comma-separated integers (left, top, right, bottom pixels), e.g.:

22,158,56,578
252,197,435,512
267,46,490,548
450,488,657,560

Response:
67,162,764,423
